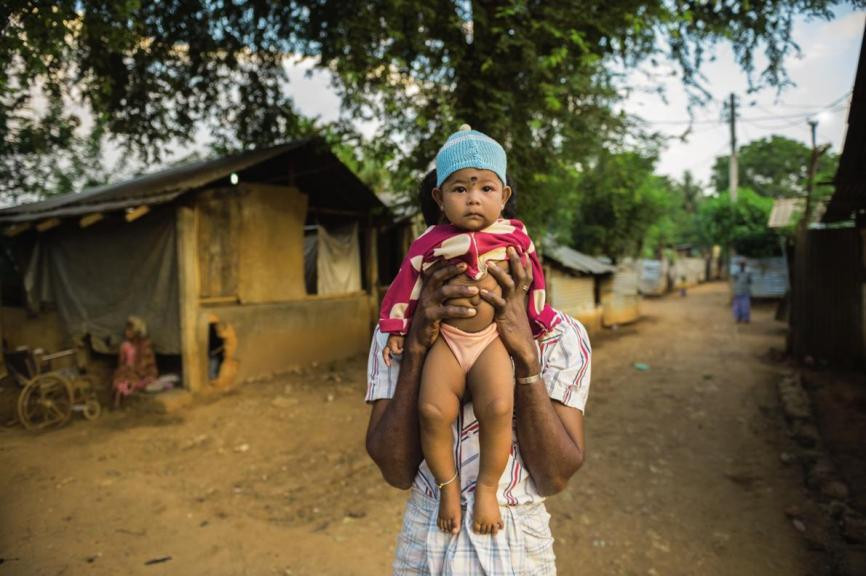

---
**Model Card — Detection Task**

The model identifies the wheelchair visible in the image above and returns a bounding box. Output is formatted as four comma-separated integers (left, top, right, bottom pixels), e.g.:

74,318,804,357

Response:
4,346,101,431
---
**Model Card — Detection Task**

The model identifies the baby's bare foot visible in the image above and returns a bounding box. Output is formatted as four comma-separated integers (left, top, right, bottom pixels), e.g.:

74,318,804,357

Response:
437,480,462,534
472,484,503,535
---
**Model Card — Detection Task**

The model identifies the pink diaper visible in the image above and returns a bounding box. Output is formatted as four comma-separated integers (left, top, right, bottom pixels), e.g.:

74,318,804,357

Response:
438,322,499,373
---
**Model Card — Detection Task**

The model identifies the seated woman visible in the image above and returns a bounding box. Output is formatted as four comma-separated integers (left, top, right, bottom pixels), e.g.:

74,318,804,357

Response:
112,316,158,408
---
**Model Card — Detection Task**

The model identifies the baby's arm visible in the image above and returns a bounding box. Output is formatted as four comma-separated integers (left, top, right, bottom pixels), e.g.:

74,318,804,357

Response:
383,334,405,367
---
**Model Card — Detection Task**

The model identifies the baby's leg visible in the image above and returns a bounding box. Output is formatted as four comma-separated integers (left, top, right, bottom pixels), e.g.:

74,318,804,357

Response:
419,338,467,534
467,337,514,535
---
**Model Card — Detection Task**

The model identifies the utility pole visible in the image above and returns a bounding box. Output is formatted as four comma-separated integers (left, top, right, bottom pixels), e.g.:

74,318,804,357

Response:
804,119,830,227
728,93,738,202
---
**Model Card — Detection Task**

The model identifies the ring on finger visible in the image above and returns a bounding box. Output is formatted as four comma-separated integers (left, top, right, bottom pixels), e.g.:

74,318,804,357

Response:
520,284,530,293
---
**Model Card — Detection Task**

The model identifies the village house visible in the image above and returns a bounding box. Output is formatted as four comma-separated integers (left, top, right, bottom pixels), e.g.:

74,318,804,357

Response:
789,24,866,366
542,240,619,334
0,138,392,394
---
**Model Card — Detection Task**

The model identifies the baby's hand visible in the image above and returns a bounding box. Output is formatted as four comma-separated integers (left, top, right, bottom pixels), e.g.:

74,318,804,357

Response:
383,335,405,367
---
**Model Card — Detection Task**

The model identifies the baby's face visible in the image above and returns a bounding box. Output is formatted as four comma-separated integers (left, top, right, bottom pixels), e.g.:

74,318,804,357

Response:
434,168,511,231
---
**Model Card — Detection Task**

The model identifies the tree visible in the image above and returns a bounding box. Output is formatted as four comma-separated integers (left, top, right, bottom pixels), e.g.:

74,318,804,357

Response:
711,135,839,199
696,188,779,257
0,110,112,206
678,170,703,215
2,0,857,218
571,149,670,260
641,170,706,257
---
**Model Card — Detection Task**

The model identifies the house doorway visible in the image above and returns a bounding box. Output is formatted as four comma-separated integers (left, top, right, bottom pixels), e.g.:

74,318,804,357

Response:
206,315,237,389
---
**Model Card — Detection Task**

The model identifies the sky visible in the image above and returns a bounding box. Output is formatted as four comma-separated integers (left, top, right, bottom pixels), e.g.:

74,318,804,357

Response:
620,8,864,187
137,8,864,192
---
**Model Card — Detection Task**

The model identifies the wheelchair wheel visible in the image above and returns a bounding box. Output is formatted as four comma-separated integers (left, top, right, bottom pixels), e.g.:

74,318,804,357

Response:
82,398,102,421
17,374,73,431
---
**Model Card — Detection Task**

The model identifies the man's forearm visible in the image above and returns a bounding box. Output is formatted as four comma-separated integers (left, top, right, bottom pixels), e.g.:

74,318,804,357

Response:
366,261,475,489
365,347,426,489
514,358,584,495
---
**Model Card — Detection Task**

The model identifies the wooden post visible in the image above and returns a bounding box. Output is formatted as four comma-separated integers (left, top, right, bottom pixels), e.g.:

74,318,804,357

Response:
125,205,150,222
4,222,32,237
366,222,378,292
176,205,205,392
804,141,831,228
365,221,379,328
80,213,104,228
862,228,866,361
36,218,61,232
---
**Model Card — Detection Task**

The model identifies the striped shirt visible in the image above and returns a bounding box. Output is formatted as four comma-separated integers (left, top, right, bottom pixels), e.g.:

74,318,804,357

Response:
365,311,591,507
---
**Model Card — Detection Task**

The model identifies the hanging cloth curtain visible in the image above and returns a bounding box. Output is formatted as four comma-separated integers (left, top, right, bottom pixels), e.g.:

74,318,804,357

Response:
21,213,180,354
316,223,361,295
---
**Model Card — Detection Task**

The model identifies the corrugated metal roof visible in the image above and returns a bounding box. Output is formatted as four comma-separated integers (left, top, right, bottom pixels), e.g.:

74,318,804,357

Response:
768,198,804,228
0,138,387,224
543,239,616,275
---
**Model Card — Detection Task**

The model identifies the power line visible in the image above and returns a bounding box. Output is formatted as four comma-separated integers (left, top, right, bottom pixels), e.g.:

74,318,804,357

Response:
741,116,818,131
762,90,852,111
739,104,848,122
636,91,851,126
636,117,723,126
740,104,848,131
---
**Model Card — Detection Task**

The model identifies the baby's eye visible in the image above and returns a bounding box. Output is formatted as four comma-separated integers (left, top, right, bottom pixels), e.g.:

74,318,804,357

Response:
482,185,495,192
452,186,467,193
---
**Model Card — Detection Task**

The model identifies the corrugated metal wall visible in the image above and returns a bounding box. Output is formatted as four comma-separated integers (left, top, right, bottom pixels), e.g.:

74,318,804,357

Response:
729,257,788,298
791,227,864,365
548,269,596,315
639,259,668,295
602,265,641,326
670,257,707,287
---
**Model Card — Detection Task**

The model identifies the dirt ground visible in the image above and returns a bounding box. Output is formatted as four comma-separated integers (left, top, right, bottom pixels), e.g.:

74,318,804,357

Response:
803,367,866,515
0,282,825,575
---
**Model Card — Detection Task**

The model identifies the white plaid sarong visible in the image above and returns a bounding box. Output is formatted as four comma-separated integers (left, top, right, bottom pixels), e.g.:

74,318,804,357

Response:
366,311,591,574
393,488,557,576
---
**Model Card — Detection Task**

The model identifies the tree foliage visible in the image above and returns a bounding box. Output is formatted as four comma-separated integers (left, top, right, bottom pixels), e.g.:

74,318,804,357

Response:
711,135,839,199
2,0,857,214
696,188,779,257
641,170,705,257
571,149,671,260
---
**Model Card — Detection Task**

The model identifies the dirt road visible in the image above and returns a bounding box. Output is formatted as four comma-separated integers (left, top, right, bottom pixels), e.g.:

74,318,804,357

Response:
0,282,819,575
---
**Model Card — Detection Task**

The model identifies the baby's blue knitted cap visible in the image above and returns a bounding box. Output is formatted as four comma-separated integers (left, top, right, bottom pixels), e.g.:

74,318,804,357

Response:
435,125,507,187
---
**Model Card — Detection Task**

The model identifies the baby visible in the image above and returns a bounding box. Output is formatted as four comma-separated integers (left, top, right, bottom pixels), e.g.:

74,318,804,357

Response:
378,126,557,535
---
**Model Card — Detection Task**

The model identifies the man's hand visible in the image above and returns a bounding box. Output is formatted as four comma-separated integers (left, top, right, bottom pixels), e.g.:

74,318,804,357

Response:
480,246,586,495
405,261,479,355
366,259,478,489
478,247,539,376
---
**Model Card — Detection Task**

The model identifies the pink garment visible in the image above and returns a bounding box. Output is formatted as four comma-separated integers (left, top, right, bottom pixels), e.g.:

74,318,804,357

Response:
113,338,157,398
379,218,558,337
120,341,137,367
439,323,500,373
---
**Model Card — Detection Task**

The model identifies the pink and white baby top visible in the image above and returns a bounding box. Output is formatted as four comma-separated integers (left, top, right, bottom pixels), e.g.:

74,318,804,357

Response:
378,218,559,337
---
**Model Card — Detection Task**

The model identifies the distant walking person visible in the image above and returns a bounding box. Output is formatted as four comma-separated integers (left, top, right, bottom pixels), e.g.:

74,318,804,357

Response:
732,260,752,323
